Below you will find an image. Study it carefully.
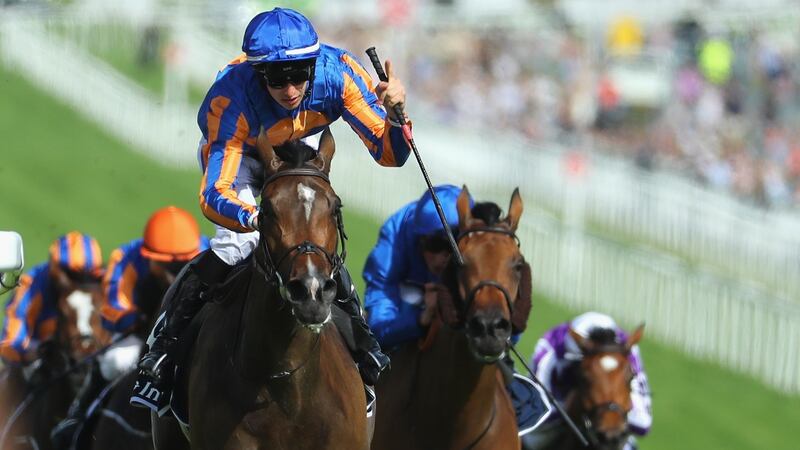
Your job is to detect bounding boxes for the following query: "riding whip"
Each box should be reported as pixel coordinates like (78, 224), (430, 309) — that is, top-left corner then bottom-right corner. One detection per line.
(365, 47), (465, 266)
(509, 344), (590, 446)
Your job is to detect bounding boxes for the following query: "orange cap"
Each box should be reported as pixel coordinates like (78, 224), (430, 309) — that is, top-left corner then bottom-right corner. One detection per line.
(141, 206), (202, 262)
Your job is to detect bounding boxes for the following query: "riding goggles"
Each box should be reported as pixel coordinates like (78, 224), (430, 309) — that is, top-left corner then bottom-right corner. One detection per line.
(253, 59), (315, 89)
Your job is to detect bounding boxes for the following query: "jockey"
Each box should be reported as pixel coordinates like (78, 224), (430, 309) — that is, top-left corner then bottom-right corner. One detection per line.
(0, 232), (103, 366)
(364, 185), (470, 347)
(363, 185), (551, 435)
(51, 207), (209, 446)
(136, 7), (410, 403)
(527, 312), (653, 446)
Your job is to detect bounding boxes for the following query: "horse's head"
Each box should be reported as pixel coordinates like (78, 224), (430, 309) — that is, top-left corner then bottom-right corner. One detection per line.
(569, 324), (645, 448)
(50, 264), (109, 360)
(256, 129), (343, 330)
(443, 186), (528, 362)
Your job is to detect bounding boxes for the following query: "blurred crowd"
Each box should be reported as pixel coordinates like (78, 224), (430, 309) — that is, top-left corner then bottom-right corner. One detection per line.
(321, 15), (800, 210)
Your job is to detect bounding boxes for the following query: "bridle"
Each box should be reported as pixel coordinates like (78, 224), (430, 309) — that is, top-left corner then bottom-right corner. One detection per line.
(453, 226), (521, 327)
(253, 167), (347, 300)
(576, 347), (633, 448)
(239, 166), (347, 382)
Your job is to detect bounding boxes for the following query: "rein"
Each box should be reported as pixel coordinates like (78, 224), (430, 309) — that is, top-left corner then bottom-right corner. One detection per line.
(447, 226), (520, 329)
(0, 331), (133, 449)
(242, 166), (346, 382)
(254, 167), (347, 299)
(462, 399), (496, 450)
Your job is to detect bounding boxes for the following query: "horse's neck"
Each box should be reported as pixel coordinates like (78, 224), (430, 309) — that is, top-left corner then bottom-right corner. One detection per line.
(235, 271), (318, 380)
(421, 326), (499, 420)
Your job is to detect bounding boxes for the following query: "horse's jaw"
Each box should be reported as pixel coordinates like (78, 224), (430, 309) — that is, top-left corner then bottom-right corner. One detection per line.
(466, 337), (507, 363)
(297, 311), (332, 334)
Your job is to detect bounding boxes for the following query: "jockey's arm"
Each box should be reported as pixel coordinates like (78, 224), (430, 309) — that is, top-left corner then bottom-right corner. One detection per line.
(337, 52), (412, 168)
(198, 88), (260, 233)
(0, 273), (40, 364)
(627, 345), (653, 436)
(530, 337), (557, 392)
(101, 247), (141, 333)
(363, 216), (424, 348)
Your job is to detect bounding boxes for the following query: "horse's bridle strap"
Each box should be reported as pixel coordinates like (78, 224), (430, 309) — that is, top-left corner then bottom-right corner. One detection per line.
(263, 167), (330, 187)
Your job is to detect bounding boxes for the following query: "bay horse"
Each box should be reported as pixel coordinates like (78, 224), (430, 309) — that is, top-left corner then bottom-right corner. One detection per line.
(371, 186), (531, 450)
(152, 129), (368, 449)
(80, 273), (176, 450)
(524, 324), (645, 450)
(0, 273), (108, 450)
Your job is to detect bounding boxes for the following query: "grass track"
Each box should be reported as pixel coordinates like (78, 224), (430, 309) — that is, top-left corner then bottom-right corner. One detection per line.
(0, 64), (796, 449)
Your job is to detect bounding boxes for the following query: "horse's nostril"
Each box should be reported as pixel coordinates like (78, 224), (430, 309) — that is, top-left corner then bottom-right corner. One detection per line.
(493, 318), (511, 335)
(467, 317), (487, 337)
(286, 279), (310, 301)
(322, 278), (337, 299)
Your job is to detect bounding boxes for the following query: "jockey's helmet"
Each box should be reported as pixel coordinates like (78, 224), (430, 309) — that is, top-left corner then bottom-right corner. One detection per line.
(566, 311), (619, 355)
(141, 206), (202, 263)
(413, 185), (473, 238)
(243, 8), (320, 89)
(48, 231), (103, 281)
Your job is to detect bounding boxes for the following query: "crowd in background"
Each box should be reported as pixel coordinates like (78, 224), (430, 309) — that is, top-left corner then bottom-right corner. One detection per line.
(320, 14), (800, 210)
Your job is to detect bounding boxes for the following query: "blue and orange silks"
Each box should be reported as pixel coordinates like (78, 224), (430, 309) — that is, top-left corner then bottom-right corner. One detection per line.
(101, 237), (209, 333)
(197, 45), (412, 233)
(0, 264), (59, 363)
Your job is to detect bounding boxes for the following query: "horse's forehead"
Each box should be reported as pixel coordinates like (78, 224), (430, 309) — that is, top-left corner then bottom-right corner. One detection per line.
(64, 290), (95, 335)
(587, 353), (627, 375)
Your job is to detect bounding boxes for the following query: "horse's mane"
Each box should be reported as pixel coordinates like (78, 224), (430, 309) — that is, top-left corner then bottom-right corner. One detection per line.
(470, 202), (502, 226)
(273, 140), (317, 168)
(587, 327), (618, 346)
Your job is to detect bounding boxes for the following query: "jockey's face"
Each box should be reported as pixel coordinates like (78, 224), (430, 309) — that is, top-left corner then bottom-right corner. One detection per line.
(149, 260), (185, 288)
(267, 80), (308, 110)
(420, 234), (451, 277)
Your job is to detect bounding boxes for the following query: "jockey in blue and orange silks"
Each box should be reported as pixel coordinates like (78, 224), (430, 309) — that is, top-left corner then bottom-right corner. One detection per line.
(50, 207), (210, 446)
(135, 7), (412, 405)
(363, 184), (553, 436)
(0, 232), (103, 366)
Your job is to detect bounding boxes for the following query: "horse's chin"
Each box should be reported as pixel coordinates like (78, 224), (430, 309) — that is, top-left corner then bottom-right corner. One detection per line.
(467, 339), (506, 363)
(294, 310), (332, 333)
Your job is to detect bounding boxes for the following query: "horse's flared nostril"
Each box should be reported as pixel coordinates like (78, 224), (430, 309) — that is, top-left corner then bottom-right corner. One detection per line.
(286, 279), (310, 302)
(467, 317), (487, 337)
(492, 317), (511, 336)
(322, 278), (338, 301)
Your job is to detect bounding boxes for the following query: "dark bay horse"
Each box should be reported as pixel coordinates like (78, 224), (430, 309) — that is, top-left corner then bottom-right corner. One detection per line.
(152, 129), (368, 449)
(372, 186), (530, 450)
(525, 324), (645, 450)
(0, 276), (108, 450)
(81, 276), (176, 450)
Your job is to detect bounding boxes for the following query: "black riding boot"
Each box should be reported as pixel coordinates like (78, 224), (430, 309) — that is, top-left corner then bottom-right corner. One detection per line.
(137, 250), (230, 384)
(51, 361), (106, 449)
(333, 266), (390, 386)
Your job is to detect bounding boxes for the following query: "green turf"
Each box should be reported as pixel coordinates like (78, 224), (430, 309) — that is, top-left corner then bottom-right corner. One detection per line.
(1, 63), (797, 449)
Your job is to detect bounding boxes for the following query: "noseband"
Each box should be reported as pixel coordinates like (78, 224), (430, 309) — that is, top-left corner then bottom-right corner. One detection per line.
(254, 167), (347, 297)
(455, 227), (520, 325)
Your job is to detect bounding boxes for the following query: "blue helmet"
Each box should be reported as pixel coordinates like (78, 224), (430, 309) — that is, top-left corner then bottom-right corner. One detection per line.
(242, 8), (320, 64)
(412, 185), (473, 237)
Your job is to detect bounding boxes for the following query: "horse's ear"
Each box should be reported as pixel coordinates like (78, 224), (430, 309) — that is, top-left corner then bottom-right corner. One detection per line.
(626, 323), (645, 351)
(504, 187), (523, 232)
(569, 328), (593, 353)
(256, 130), (282, 175)
(314, 128), (336, 175)
(457, 185), (473, 228)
